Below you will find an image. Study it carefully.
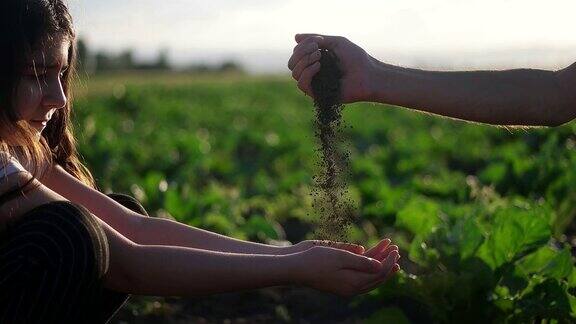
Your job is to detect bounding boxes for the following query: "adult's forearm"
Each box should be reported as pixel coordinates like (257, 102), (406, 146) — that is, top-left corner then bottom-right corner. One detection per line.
(124, 244), (295, 297)
(368, 61), (576, 126)
(134, 216), (288, 254)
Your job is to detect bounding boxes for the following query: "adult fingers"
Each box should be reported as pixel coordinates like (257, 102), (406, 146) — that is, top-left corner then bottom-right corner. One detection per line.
(295, 33), (322, 43)
(288, 38), (320, 70)
(297, 61), (320, 97)
(291, 50), (322, 80)
(364, 238), (391, 259)
(295, 33), (344, 50)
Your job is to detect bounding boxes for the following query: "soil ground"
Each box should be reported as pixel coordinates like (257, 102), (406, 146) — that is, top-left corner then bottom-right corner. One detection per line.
(110, 286), (378, 324)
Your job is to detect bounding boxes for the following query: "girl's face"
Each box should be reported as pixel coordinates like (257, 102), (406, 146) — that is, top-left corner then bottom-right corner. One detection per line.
(14, 34), (70, 134)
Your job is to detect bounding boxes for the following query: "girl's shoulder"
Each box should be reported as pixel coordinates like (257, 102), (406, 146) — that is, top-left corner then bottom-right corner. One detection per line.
(0, 150), (27, 178)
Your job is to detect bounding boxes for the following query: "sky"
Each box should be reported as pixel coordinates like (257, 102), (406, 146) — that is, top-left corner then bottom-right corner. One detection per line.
(69, 0), (576, 74)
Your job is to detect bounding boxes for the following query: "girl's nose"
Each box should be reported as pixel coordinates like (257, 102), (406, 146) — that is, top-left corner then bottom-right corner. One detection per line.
(42, 77), (67, 110)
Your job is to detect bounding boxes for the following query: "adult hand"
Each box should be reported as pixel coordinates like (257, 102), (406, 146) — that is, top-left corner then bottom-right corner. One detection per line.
(287, 33), (378, 103)
(292, 245), (400, 297)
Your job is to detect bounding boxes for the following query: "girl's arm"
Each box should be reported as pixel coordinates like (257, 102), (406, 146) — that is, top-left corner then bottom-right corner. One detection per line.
(113, 242), (398, 298)
(43, 165), (353, 255)
(0, 170), (400, 298)
(40, 164), (147, 243)
(136, 216), (288, 254)
(0, 170), (143, 292)
(135, 218), (366, 255)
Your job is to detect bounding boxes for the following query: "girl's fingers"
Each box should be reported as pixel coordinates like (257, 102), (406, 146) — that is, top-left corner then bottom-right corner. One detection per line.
(288, 40), (319, 70)
(357, 263), (400, 295)
(297, 61), (321, 97)
(382, 250), (399, 272)
(291, 50), (322, 80)
(364, 238), (391, 259)
(333, 242), (365, 254)
(343, 251), (399, 295)
(339, 251), (400, 295)
(373, 245), (399, 262)
(309, 240), (365, 254)
(356, 252), (401, 294)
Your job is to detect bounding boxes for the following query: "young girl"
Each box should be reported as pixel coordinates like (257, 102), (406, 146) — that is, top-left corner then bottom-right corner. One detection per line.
(0, 1), (400, 323)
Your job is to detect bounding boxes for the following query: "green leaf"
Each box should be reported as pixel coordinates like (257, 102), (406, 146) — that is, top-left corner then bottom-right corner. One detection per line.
(455, 216), (484, 260)
(408, 235), (426, 265)
(479, 162), (507, 184)
(567, 268), (576, 288)
(395, 196), (440, 237)
(515, 279), (572, 320)
(478, 206), (550, 269)
(241, 215), (280, 241)
(204, 213), (234, 235)
(518, 246), (556, 274)
(542, 248), (573, 280)
(569, 292), (576, 317)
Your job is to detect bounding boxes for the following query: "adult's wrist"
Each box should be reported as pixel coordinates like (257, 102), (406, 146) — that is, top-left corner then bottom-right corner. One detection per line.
(365, 59), (395, 104)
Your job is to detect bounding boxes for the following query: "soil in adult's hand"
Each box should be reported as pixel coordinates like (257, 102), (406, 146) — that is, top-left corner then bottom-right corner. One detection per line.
(310, 49), (357, 241)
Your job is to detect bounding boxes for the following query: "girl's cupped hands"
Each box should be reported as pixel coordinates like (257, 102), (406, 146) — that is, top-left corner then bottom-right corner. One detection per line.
(287, 238), (400, 297)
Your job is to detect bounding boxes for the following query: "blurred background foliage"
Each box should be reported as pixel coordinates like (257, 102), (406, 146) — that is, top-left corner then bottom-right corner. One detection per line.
(73, 72), (576, 323)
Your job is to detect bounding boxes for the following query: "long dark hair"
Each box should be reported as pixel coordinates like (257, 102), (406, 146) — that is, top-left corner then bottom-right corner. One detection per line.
(0, 0), (96, 206)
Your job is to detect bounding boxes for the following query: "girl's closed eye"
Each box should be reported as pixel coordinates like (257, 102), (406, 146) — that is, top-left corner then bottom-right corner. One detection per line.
(23, 66), (47, 79)
(23, 66), (67, 80)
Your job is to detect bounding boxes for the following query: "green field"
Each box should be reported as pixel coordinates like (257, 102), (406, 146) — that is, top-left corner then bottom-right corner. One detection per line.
(74, 72), (576, 323)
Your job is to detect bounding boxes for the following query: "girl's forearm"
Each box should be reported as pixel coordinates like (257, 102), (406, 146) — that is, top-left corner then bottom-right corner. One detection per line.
(369, 61), (576, 127)
(123, 244), (297, 297)
(134, 216), (290, 255)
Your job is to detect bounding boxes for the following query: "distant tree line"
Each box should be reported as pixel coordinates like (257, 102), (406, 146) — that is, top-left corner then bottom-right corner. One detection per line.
(76, 38), (244, 74)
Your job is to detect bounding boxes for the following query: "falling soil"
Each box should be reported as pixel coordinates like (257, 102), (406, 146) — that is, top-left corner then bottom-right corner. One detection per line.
(310, 49), (357, 241)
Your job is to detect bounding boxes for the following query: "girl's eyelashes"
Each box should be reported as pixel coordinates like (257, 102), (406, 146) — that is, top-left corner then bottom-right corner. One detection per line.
(24, 71), (46, 79)
(59, 67), (69, 78)
(23, 67), (67, 78)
